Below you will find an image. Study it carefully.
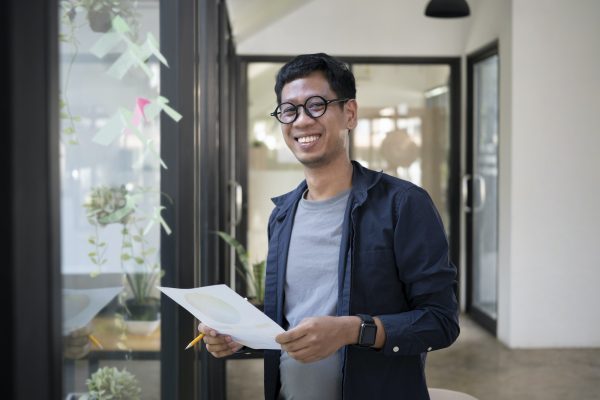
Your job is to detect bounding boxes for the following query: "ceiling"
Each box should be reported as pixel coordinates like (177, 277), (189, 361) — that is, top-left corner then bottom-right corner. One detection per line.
(226, 0), (314, 44)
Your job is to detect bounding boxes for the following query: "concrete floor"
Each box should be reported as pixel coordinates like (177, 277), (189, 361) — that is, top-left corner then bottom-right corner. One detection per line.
(227, 314), (600, 399)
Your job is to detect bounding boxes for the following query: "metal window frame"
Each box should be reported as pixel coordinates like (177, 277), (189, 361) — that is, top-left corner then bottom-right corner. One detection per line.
(465, 40), (500, 336)
(6, 0), (62, 399)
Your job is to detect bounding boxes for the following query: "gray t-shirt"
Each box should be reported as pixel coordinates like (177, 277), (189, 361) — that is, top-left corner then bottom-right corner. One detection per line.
(279, 189), (350, 400)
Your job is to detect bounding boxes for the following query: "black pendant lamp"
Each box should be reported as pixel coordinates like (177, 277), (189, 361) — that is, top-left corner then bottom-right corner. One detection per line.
(425, 0), (471, 18)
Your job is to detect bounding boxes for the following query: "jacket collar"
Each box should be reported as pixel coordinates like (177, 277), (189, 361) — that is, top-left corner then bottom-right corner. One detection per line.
(270, 160), (383, 218)
(349, 160), (383, 206)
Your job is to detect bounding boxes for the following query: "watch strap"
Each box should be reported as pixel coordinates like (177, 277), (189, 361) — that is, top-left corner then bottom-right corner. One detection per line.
(356, 314), (377, 347)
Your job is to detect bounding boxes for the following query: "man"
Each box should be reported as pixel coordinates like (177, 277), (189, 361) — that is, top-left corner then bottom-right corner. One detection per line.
(200, 53), (459, 400)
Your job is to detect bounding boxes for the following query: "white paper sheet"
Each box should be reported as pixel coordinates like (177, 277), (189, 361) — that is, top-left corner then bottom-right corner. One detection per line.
(158, 284), (284, 350)
(63, 287), (123, 334)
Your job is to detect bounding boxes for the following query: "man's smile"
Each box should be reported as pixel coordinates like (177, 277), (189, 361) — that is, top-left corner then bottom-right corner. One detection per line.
(296, 135), (321, 144)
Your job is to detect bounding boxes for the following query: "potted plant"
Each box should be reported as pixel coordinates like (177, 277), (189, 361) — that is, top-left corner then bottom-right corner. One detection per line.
(62, 0), (140, 35)
(84, 185), (163, 335)
(83, 366), (141, 400)
(216, 231), (265, 307)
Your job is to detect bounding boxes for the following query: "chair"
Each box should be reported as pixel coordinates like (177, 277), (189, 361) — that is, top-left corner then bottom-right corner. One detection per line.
(428, 388), (478, 400)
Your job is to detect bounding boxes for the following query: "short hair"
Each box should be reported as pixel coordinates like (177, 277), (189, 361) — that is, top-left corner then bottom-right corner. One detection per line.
(274, 53), (356, 103)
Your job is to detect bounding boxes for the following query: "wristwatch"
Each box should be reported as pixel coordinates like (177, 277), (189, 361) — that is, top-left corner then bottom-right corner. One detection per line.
(356, 314), (377, 347)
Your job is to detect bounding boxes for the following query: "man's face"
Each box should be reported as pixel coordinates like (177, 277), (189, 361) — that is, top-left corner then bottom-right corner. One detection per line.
(279, 72), (357, 168)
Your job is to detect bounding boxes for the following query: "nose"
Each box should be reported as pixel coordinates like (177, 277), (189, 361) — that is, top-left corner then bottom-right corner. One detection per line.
(293, 105), (313, 125)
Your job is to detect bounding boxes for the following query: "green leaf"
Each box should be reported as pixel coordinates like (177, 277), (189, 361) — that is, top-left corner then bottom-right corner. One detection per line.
(216, 231), (249, 269)
(142, 247), (156, 256)
(134, 257), (144, 265)
(132, 235), (142, 242)
(121, 254), (131, 261)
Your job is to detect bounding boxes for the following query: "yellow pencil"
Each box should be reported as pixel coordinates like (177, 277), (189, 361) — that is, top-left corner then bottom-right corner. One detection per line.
(88, 334), (104, 350)
(185, 333), (205, 350)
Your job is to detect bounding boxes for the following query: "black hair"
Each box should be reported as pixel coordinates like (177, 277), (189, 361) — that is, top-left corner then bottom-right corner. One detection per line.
(274, 53), (356, 103)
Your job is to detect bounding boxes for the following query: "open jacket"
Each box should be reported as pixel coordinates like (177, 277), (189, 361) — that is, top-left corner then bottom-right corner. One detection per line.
(263, 161), (460, 400)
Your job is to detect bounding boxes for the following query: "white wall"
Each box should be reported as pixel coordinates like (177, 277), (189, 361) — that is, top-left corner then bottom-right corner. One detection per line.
(507, 0), (600, 347)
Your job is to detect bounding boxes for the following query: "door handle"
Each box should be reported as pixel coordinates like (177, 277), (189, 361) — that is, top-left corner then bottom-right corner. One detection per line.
(230, 180), (243, 226)
(462, 174), (472, 213)
(473, 174), (486, 213)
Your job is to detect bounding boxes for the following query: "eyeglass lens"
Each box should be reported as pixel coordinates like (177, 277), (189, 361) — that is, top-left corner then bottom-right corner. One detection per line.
(275, 96), (329, 123)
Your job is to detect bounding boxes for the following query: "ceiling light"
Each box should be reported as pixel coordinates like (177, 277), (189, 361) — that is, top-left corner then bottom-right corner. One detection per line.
(425, 0), (470, 18)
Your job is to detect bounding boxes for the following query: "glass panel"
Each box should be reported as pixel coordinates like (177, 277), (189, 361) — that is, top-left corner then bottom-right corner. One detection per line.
(246, 62), (303, 284)
(352, 64), (452, 232)
(59, 2), (174, 399)
(472, 55), (499, 319)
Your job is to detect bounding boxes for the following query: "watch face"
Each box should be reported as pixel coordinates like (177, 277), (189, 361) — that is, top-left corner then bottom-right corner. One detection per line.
(360, 323), (377, 346)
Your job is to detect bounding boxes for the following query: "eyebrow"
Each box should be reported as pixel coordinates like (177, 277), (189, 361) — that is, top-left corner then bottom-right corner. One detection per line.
(280, 94), (328, 104)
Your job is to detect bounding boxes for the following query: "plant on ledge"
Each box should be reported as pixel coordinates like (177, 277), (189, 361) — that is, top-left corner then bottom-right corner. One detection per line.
(216, 231), (265, 306)
(83, 366), (141, 400)
(84, 185), (163, 325)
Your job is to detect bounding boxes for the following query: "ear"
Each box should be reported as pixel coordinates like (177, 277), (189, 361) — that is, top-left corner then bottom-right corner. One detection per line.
(345, 99), (358, 130)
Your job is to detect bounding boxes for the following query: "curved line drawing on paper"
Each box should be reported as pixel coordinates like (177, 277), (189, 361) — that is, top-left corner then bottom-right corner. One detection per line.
(185, 293), (242, 324)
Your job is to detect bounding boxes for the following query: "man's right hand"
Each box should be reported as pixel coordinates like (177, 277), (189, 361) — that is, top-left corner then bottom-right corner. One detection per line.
(198, 323), (243, 357)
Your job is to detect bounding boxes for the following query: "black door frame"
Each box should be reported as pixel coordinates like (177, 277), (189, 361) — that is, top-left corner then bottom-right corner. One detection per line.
(235, 55), (462, 290)
(6, 1), (62, 398)
(465, 41), (500, 336)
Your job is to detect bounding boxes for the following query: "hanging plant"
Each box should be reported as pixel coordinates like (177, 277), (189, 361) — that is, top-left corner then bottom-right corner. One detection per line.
(61, 0), (140, 37)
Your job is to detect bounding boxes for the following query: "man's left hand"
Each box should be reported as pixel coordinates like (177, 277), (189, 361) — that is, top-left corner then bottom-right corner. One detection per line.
(275, 316), (359, 363)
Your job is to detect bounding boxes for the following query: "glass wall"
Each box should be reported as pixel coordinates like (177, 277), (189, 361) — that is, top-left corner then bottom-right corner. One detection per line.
(246, 62), (302, 274)
(59, 2), (174, 398)
(352, 64), (452, 230)
(471, 53), (499, 321)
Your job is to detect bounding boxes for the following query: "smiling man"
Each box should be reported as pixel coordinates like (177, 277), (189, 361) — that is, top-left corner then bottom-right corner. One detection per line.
(200, 53), (460, 400)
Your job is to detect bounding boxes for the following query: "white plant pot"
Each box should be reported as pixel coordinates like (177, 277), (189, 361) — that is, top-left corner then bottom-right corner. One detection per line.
(124, 319), (160, 336)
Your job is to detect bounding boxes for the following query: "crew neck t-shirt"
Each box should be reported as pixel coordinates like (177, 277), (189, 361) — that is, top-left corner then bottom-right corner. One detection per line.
(279, 189), (351, 400)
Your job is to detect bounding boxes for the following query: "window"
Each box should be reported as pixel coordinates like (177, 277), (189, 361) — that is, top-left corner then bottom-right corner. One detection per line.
(60, 2), (169, 397)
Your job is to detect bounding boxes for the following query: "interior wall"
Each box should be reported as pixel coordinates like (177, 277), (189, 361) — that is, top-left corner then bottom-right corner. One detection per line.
(507, 0), (600, 347)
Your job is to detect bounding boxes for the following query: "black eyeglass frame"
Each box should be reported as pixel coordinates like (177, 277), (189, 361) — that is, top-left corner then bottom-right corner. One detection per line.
(270, 95), (350, 124)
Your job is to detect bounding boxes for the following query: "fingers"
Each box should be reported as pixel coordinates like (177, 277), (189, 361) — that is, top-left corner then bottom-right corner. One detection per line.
(196, 322), (242, 358)
(276, 326), (307, 345)
(205, 335), (243, 357)
(198, 322), (217, 337)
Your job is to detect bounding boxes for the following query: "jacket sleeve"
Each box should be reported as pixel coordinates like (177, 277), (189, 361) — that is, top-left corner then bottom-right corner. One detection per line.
(377, 186), (460, 356)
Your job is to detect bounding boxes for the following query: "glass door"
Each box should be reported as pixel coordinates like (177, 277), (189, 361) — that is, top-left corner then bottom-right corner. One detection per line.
(466, 43), (500, 334)
(351, 63), (459, 261)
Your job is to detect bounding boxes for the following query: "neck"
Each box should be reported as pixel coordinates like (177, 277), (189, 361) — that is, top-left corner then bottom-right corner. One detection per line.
(303, 158), (353, 201)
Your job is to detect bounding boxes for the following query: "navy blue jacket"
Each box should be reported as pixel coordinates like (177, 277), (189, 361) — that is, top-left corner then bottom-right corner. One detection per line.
(263, 161), (460, 400)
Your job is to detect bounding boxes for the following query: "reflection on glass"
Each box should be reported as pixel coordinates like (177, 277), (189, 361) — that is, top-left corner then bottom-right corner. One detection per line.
(352, 64), (451, 231)
(59, 2), (173, 398)
(246, 63), (304, 272)
(473, 55), (499, 319)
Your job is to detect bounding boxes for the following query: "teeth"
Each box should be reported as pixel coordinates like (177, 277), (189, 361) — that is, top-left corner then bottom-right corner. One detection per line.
(298, 135), (319, 144)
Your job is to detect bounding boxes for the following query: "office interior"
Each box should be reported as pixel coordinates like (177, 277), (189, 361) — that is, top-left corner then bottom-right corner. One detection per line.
(5, 0), (599, 399)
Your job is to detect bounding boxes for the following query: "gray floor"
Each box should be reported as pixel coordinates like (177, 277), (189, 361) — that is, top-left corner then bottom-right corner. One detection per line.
(227, 314), (600, 399)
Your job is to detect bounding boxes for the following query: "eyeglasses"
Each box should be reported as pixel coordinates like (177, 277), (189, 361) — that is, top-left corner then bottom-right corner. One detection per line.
(270, 95), (349, 124)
